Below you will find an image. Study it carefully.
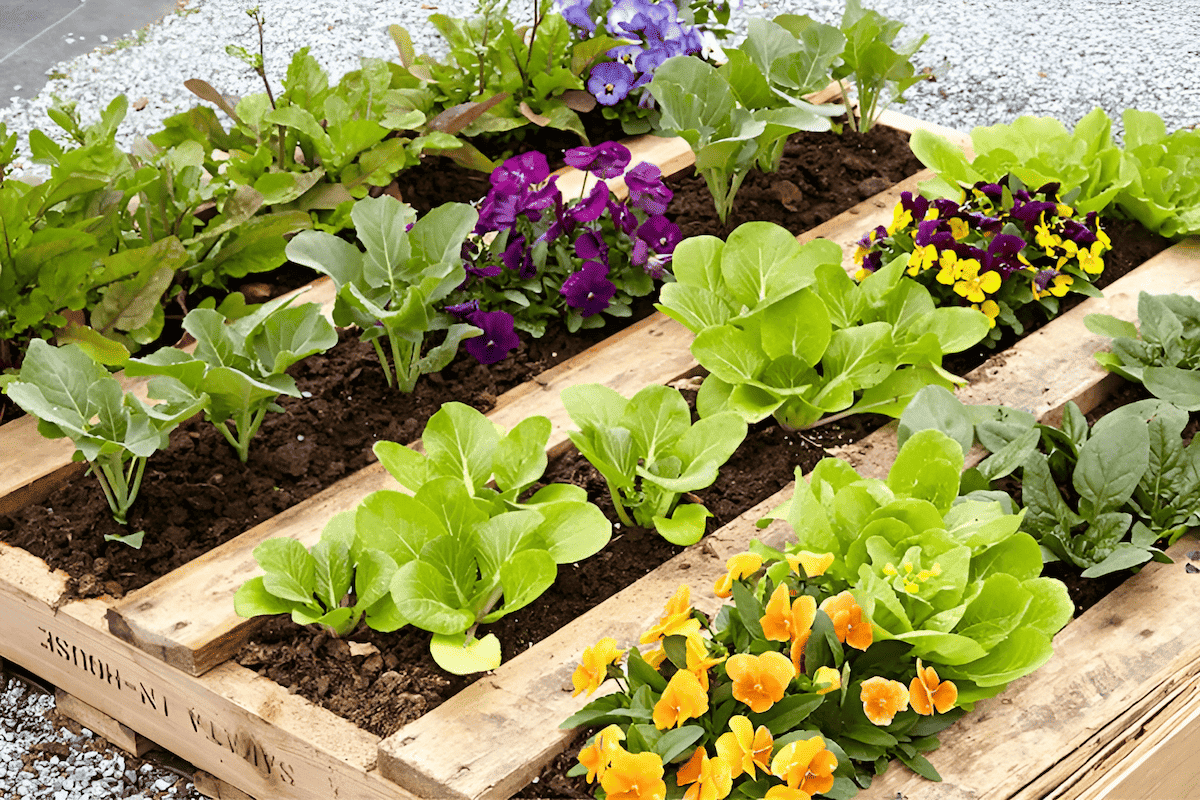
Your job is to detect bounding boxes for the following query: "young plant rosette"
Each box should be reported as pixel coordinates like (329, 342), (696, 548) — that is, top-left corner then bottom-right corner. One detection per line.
(853, 175), (1111, 345)
(562, 429), (1073, 797)
(452, 143), (679, 363)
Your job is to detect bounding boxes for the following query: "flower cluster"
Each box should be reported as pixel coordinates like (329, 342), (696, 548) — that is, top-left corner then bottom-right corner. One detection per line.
(564, 545), (962, 798)
(450, 142), (679, 364)
(853, 175), (1111, 344)
(559, 0), (733, 108)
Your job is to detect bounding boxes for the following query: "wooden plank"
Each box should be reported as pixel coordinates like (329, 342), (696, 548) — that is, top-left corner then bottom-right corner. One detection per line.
(1074, 678), (1200, 800)
(0, 277), (338, 515)
(374, 240), (1200, 800)
(0, 542), (417, 800)
(106, 310), (699, 676)
(56, 688), (156, 757)
(834, 238), (1200, 474)
(194, 770), (257, 800)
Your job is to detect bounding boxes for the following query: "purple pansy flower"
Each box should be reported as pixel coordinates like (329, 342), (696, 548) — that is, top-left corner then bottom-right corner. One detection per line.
(559, 0), (596, 33)
(608, 197), (638, 235)
(625, 162), (673, 215)
(588, 61), (637, 106)
(637, 215), (682, 254)
(502, 235), (536, 279)
(560, 260), (616, 316)
(608, 43), (643, 68)
(492, 151), (550, 188)
(564, 141), (632, 179)
(1011, 198), (1057, 230)
(983, 233), (1028, 278)
(574, 229), (608, 261)
(932, 198), (962, 218)
(974, 182), (1004, 201)
(444, 299), (480, 320)
(1033, 268), (1064, 293)
(465, 310), (521, 365)
(1059, 219), (1098, 246)
(899, 191), (931, 220)
(569, 181), (611, 224)
(915, 219), (955, 250)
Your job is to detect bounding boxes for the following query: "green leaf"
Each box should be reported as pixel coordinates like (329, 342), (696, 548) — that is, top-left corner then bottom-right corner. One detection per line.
(422, 402), (500, 490)
(234, 576), (296, 618)
(355, 489), (447, 565)
(1073, 419), (1149, 513)
(254, 538), (317, 605)
(897, 385), (974, 455)
(429, 632), (502, 675)
(391, 560), (474, 634)
(311, 537), (353, 612)
(653, 503), (712, 546)
(493, 415), (551, 493)
(1143, 366), (1200, 410)
(373, 440), (428, 490)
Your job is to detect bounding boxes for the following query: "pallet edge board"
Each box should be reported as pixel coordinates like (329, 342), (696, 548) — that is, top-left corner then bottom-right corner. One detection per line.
(0, 541), (420, 800)
(103, 130), (957, 676)
(0, 277), (339, 514)
(372, 244), (1200, 799)
(54, 687), (157, 757)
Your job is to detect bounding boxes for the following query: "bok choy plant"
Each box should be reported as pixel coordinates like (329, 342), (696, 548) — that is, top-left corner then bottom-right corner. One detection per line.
(0, 340), (201, 538)
(563, 383), (747, 545)
(125, 292), (336, 463)
(286, 196), (481, 391)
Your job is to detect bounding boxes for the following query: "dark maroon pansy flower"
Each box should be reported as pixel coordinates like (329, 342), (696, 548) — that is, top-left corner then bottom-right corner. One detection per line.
(899, 191), (930, 220)
(465, 310), (521, 365)
(964, 212), (1003, 235)
(1011, 199), (1057, 230)
(1035, 182), (1061, 199)
(564, 141), (632, 179)
(476, 184), (521, 232)
(444, 299), (480, 320)
(502, 235), (537, 279)
(974, 181), (1004, 200)
(861, 251), (883, 273)
(932, 198), (961, 218)
(560, 260), (616, 317)
(983, 233), (1028, 278)
(1059, 219), (1098, 246)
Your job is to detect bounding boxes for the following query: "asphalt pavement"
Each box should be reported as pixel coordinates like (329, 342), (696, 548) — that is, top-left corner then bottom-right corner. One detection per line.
(0, 0), (181, 102)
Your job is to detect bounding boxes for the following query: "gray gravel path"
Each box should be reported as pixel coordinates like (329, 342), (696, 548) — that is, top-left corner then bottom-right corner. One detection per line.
(1, 0), (1197, 797)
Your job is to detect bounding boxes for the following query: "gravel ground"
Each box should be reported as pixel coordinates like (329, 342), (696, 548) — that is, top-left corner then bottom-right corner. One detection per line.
(1, 0), (1198, 797)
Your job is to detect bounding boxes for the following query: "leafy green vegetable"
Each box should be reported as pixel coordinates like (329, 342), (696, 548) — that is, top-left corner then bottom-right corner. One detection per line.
(777, 429), (1072, 698)
(831, 0), (928, 133)
(647, 17), (842, 222)
(369, 402), (612, 672)
(562, 382), (747, 545)
(235, 511), (403, 636)
(909, 108), (1133, 212)
(1087, 292), (1200, 401)
(655, 222), (989, 428)
(1118, 109), (1200, 238)
(0, 340), (201, 532)
(286, 196), (481, 391)
(125, 292), (336, 462)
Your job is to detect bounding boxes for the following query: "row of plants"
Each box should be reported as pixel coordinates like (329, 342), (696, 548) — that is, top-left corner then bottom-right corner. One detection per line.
(0, 0), (935, 373)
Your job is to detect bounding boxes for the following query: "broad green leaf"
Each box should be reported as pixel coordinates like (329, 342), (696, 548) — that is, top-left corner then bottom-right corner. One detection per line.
(494, 415), (552, 494)
(490, 549), (557, 619)
(653, 503), (712, 546)
(311, 538), (353, 611)
(531, 501), (611, 563)
(355, 548), (399, 610)
(255, 538), (317, 605)
(624, 385), (692, 462)
(897, 385), (973, 454)
(429, 632), (502, 675)
(1073, 419), (1149, 513)
(391, 560), (474, 634)
(474, 509), (544, 580)
(422, 402), (500, 490)
(234, 576), (296, 618)
(373, 440), (428, 490)
(1143, 366), (1200, 411)
(355, 489), (447, 564)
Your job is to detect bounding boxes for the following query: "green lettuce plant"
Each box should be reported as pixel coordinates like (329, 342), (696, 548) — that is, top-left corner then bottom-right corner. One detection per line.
(0, 340), (201, 537)
(125, 293), (337, 462)
(562, 383), (747, 545)
(770, 428), (1073, 701)
(655, 222), (989, 429)
(286, 196), (481, 391)
(908, 108), (1134, 213)
(1117, 109), (1200, 238)
(646, 17), (843, 222)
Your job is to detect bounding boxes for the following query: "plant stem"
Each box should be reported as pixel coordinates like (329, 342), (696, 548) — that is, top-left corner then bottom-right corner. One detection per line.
(836, 79), (858, 133)
(523, 0), (543, 78)
(606, 480), (635, 528)
(371, 338), (395, 388)
(463, 583), (506, 645)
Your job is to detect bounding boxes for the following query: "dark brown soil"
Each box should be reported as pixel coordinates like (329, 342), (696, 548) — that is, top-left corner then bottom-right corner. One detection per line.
(0, 295), (658, 600)
(665, 123), (924, 240)
(234, 380), (888, 740)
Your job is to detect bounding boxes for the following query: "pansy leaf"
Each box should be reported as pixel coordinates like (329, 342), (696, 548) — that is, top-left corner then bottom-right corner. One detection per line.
(654, 726), (706, 763)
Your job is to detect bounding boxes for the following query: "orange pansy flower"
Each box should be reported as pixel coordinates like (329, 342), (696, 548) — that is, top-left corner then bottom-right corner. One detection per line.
(761, 585), (817, 643)
(726, 651), (795, 713)
(820, 591), (873, 650)
(643, 645), (667, 670)
(713, 552), (764, 598)
(715, 715), (773, 780)
(812, 665), (841, 695)
(764, 786), (812, 800)
(676, 746), (733, 800)
(786, 551), (834, 578)
(572, 637), (626, 697)
(910, 659), (958, 715)
(771, 736), (837, 795)
(685, 633), (727, 691)
(578, 724), (625, 784)
(601, 748), (667, 800)
(653, 669), (710, 730)
(641, 585), (702, 645)
(789, 631), (810, 675)
(860, 676), (910, 726)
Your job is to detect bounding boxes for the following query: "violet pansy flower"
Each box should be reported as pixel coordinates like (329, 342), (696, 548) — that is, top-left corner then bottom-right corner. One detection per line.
(465, 310), (521, 365)
(564, 141), (631, 179)
(569, 181), (611, 224)
(625, 162), (673, 215)
(502, 235), (536, 279)
(588, 62), (636, 106)
(559, 0), (596, 33)
(492, 151), (550, 188)
(637, 215), (682, 255)
(574, 229), (608, 261)
(561, 260), (616, 317)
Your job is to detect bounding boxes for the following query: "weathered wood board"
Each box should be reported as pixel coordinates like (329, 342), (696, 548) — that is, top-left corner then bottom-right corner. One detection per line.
(55, 688), (156, 757)
(0, 543), (416, 800)
(373, 240), (1200, 800)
